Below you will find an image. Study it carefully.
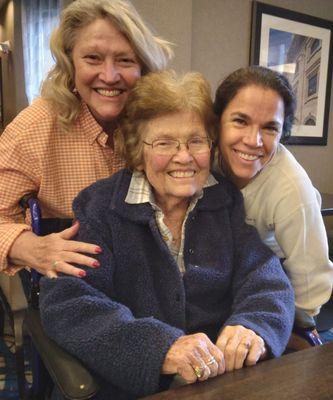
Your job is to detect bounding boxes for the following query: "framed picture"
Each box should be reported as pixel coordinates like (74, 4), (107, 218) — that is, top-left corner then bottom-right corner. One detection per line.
(250, 1), (333, 145)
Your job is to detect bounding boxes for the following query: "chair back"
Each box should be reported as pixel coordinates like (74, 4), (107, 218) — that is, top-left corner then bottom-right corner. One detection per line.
(19, 194), (72, 308)
(20, 194), (98, 399)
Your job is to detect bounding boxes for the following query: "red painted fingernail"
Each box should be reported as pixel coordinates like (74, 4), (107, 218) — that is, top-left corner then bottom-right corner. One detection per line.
(95, 247), (102, 254)
(92, 260), (100, 268)
(78, 270), (86, 278)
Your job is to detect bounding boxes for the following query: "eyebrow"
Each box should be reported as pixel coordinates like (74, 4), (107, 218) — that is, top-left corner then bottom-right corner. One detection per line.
(230, 112), (282, 127)
(80, 46), (136, 57)
(113, 50), (137, 57)
(230, 111), (249, 119)
(153, 130), (206, 138)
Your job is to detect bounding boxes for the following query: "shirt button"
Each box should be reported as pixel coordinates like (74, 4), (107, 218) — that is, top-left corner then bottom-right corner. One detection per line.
(189, 248), (194, 254)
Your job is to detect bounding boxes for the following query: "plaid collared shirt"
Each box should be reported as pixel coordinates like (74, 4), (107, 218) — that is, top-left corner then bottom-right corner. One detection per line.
(126, 170), (218, 274)
(0, 98), (125, 274)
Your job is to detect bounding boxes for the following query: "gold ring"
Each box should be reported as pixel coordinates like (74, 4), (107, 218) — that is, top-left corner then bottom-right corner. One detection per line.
(193, 365), (205, 379)
(206, 357), (216, 366)
(52, 261), (60, 269)
(241, 342), (250, 349)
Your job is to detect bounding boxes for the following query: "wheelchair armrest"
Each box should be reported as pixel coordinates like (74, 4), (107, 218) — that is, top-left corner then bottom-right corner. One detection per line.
(293, 326), (323, 346)
(24, 308), (99, 400)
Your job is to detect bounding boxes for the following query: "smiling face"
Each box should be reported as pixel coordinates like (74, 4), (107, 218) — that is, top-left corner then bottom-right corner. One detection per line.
(219, 84), (285, 188)
(72, 18), (141, 126)
(141, 111), (211, 211)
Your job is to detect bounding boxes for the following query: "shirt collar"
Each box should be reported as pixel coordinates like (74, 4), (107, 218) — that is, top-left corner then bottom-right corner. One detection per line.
(125, 170), (218, 206)
(76, 101), (110, 147)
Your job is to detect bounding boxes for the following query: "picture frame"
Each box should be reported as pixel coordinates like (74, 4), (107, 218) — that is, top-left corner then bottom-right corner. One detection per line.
(250, 1), (333, 145)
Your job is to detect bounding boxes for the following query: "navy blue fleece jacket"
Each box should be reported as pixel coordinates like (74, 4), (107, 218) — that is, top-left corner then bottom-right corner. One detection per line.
(40, 169), (294, 399)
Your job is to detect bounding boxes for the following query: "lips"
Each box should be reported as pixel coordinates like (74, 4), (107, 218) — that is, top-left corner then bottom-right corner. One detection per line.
(95, 88), (124, 97)
(168, 170), (196, 178)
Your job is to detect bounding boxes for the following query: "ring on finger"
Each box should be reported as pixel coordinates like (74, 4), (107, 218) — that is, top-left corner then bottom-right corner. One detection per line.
(193, 365), (205, 379)
(52, 261), (60, 269)
(206, 357), (216, 366)
(240, 342), (250, 350)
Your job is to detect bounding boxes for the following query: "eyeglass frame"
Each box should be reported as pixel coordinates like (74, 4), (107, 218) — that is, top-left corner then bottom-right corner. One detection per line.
(142, 136), (213, 156)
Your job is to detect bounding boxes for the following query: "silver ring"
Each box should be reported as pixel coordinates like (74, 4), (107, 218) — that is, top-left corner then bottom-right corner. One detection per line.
(206, 357), (216, 366)
(52, 261), (60, 269)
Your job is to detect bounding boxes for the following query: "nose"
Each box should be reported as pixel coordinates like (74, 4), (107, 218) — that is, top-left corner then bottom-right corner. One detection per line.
(99, 60), (120, 84)
(173, 143), (194, 162)
(243, 127), (263, 147)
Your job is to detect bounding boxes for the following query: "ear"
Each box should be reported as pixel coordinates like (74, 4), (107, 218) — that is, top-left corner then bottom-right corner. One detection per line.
(136, 147), (146, 172)
(136, 154), (146, 172)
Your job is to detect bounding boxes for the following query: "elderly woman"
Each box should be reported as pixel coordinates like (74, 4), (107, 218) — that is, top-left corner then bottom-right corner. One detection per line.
(40, 70), (294, 399)
(214, 66), (333, 346)
(0, 0), (172, 279)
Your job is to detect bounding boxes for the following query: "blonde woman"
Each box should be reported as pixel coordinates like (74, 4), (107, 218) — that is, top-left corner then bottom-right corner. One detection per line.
(0, 0), (172, 278)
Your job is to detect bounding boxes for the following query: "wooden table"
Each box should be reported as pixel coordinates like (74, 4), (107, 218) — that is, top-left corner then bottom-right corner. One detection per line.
(143, 342), (333, 400)
(321, 192), (333, 216)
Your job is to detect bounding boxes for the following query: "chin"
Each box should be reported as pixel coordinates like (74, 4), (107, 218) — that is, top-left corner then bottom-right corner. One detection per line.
(234, 167), (257, 180)
(177, 190), (198, 199)
(97, 113), (122, 124)
(94, 103), (124, 119)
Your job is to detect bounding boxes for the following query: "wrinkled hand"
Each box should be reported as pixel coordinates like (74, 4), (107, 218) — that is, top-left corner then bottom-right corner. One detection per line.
(216, 325), (267, 371)
(9, 221), (102, 278)
(162, 333), (225, 384)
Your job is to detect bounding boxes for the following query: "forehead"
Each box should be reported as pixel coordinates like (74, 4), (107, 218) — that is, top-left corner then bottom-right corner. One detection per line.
(72, 18), (135, 54)
(225, 85), (285, 120)
(144, 111), (206, 138)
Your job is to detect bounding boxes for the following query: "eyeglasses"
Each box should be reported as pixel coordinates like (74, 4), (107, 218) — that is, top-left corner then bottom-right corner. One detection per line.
(143, 136), (212, 156)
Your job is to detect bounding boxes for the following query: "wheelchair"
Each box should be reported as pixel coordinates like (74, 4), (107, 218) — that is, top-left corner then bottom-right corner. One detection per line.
(0, 194), (99, 400)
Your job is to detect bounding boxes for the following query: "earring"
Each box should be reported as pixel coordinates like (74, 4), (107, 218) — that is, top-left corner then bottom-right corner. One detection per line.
(73, 87), (78, 93)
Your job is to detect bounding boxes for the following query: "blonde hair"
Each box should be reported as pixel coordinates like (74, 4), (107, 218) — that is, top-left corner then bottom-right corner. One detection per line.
(41, 0), (173, 131)
(119, 70), (218, 170)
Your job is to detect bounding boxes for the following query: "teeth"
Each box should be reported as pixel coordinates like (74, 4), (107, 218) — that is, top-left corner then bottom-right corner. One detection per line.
(237, 151), (259, 161)
(96, 89), (121, 97)
(169, 171), (195, 178)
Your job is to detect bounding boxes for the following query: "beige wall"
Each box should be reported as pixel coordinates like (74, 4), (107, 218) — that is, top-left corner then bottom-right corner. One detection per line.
(133, 0), (192, 73)
(2, 0), (333, 195)
(13, 0), (27, 114)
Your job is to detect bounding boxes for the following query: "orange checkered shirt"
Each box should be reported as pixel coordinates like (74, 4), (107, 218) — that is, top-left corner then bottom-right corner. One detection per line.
(0, 98), (125, 275)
